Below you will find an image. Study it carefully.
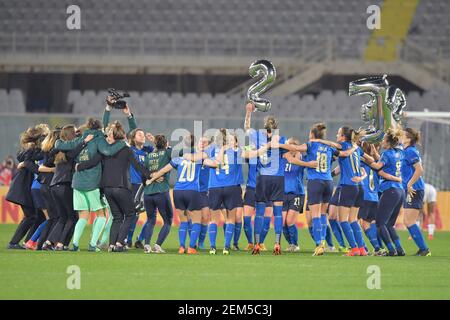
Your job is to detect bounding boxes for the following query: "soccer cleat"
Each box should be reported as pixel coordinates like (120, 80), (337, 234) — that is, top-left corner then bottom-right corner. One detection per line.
(387, 250), (398, 256)
(152, 244), (166, 254)
(285, 244), (293, 252)
(415, 248), (431, 256)
(232, 244), (240, 251)
(244, 243), (254, 251)
(25, 240), (37, 250)
(63, 246), (70, 251)
(344, 248), (361, 257)
(113, 245), (125, 252)
(198, 243), (205, 250)
(187, 247), (198, 255)
(428, 234), (434, 241)
(88, 244), (101, 252)
(42, 242), (55, 251)
(71, 244), (80, 252)
(312, 245), (324, 256)
(178, 246), (186, 254)
(273, 243), (281, 255)
(134, 240), (144, 249)
(259, 243), (268, 251)
(223, 248), (230, 255)
(252, 243), (261, 255)
(325, 246), (337, 253)
(359, 247), (368, 256)
(292, 245), (300, 252)
(144, 244), (153, 254)
(7, 243), (25, 250)
(373, 249), (387, 257)
(396, 249), (406, 256)
(209, 247), (217, 255)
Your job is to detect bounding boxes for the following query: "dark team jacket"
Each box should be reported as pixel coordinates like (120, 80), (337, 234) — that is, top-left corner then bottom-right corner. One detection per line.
(50, 141), (88, 187)
(77, 144), (151, 191)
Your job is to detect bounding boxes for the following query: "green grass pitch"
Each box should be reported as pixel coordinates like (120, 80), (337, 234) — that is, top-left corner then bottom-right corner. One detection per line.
(0, 224), (449, 300)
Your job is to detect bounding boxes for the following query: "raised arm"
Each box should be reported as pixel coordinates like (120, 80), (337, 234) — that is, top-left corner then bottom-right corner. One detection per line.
(183, 151), (208, 162)
(311, 139), (342, 150)
(55, 136), (84, 151)
(337, 144), (358, 157)
(241, 144), (269, 159)
(244, 102), (254, 132)
(379, 169), (402, 182)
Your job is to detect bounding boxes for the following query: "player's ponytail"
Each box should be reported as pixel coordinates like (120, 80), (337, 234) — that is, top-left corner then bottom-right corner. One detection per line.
(110, 121), (126, 140)
(86, 118), (102, 130)
(55, 125), (77, 164)
(264, 115), (279, 134)
(311, 122), (326, 139)
(155, 134), (168, 150)
(385, 128), (402, 148)
(404, 127), (421, 146)
(41, 129), (61, 153)
(340, 126), (354, 142)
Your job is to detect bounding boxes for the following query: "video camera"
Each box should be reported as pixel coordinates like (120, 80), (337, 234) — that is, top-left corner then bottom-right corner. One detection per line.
(106, 88), (130, 109)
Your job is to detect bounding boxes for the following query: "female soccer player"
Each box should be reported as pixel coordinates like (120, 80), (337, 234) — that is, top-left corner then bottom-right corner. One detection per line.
(279, 123), (338, 256)
(401, 128), (430, 256)
(141, 134), (173, 254)
(42, 126), (93, 250)
(197, 136), (213, 250)
(55, 118), (126, 252)
(358, 142), (384, 255)
(7, 125), (47, 249)
(76, 121), (151, 252)
(280, 137), (317, 252)
(146, 137), (205, 255)
(365, 129), (406, 256)
(244, 103), (288, 255)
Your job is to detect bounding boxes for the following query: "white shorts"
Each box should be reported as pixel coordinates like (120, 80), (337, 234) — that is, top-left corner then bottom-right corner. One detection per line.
(424, 184), (437, 203)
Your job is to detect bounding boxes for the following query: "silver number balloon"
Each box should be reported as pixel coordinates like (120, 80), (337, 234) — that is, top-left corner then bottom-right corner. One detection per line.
(348, 74), (406, 143)
(247, 59), (276, 112)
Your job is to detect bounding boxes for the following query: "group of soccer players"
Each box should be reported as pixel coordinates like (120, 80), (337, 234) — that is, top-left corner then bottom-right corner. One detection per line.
(5, 98), (431, 257)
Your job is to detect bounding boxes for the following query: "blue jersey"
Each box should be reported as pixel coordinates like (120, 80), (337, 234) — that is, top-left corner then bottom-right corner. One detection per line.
(207, 145), (244, 188)
(281, 156), (305, 195)
(306, 142), (336, 181)
(379, 148), (404, 192)
(130, 146), (152, 185)
(247, 163), (257, 189)
(199, 164), (210, 192)
(31, 159), (43, 190)
(338, 141), (361, 186)
(170, 157), (202, 191)
(249, 129), (287, 177)
(361, 161), (379, 202)
(401, 145), (425, 191)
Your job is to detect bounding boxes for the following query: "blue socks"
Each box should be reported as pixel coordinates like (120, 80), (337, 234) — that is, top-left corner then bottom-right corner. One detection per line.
(350, 221), (365, 248)
(394, 238), (404, 252)
(209, 223), (217, 248)
(188, 220), (193, 237)
(254, 202), (265, 243)
(308, 226), (314, 242)
(364, 224), (380, 251)
(30, 220), (48, 242)
(198, 224), (208, 247)
(329, 219), (345, 247)
(179, 221), (188, 248)
(325, 225), (334, 247)
(260, 216), (271, 243)
(283, 225), (291, 244)
(233, 223), (242, 246)
(189, 223), (201, 249)
(224, 223), (235, 249)
(312, 217), (322, 246)
(243, 216), (253, 244)
(273, 205), (283, 244)
(407, 224), (428, 251)
(340, 221), (357, 248)
(137, 221), (148, 242)
(320, 214), (327, 241)
(288, 224), (298, 246)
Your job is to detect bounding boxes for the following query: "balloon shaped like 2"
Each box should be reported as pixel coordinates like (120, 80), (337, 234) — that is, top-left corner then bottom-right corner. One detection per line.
(247, 59), (276, 112)
(348, 74), (406, 143)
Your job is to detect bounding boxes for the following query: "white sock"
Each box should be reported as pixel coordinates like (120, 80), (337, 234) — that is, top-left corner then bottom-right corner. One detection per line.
(428, 224), (435, 236)
(416, 220), (421, 228)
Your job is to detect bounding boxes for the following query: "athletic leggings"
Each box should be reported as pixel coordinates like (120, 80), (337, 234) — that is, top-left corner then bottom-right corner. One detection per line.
(376, 187), (405, 248)
(47, 183), (78, 245)
(37, 184), (58, 248)
(9, 205), (38, 245)
(143, 192), (173, 246)
(104, 187), (135, 246)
